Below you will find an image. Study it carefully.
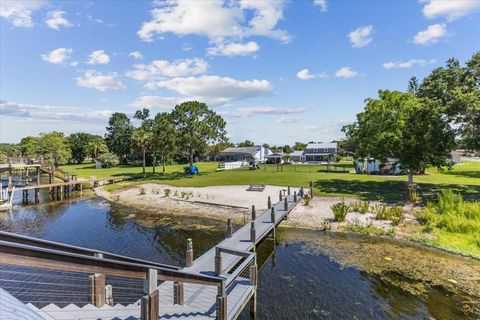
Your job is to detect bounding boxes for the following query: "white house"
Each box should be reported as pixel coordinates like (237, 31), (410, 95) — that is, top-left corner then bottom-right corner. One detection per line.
(215, 146), (270, 163)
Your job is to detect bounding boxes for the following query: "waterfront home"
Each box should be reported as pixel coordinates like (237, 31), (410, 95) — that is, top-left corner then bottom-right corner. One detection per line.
(290, 142), (338, 163)
(265, 152), (285, 164)
(215, 146), (270, 163)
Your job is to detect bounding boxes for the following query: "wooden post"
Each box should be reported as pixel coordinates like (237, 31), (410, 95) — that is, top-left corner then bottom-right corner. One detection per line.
(284, 197), (288, 211)
(294, 191), (297, 202)
(226, 219), (232, 238)
(250, 221), (256, 243)
(215, 247), (222, 275)
(216, 281), (227, 320)
(34, 188), (39, 204)
(287, 186), (291, 195)
(36, 167), (40, 186)
(251, 205), (256, 221)
(173, 281), (184, 305)
(141, 268), (159, 320)
(185, 238), (193, 267)
(89, 273), (105, 307)
(267, 196), (271, 209)
(300, 187), (304, 198)
(7, 176), (13, 190)
(270, 207), (275, 223)
(250, 259), (258, 317)
(309, 181), (314, 198)
(105, 284), (114, 306)
(279, 190), (282, 201)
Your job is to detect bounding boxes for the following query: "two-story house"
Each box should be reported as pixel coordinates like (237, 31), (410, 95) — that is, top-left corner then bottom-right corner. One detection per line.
(291, 142), (338, 163)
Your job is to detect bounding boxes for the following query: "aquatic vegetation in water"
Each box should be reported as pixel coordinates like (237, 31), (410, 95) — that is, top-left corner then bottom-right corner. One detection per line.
(138, 187), (146, 195)
(303, 194), (311, 206)
(163, 189), (171, 198)
(342, 222), (394, 236)
(331, 200), (349, 222)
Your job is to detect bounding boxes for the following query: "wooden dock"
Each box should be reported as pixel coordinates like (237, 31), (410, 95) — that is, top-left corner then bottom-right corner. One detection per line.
(0, 187), (305, 320)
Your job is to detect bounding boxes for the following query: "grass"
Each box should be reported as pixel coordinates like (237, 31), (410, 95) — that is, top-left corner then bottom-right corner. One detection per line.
(62, 161), (480, 203)
(414, 189), (480, 258)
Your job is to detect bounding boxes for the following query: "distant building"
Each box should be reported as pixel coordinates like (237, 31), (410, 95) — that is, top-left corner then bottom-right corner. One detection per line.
(265, 152), (284, 164)
(214, 146), (270, 163)
(288, 142), (338, 163)
(290, 150), (305, 163)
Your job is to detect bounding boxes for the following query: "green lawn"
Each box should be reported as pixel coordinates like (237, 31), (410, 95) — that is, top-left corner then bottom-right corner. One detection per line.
(62, 161), (480, 203)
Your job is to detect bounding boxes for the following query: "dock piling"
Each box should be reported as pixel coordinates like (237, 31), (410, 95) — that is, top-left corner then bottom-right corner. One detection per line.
(267, 196), (271, 209)
(89, 273), (105, 307)
(287, 186), (291, 195)
(279, 190), (282, 201)
(284, 197), (288, 211)
(173, 281), (184, 305)
(226, 219), (232, 238)
(251, 205), (256, 221)
(215, 247), (222, 275)
(294, 191), (297, 202)
(309, 181), (314, 198)
(141, 268), (159, 320)
(185, 239), (193, 267)
(250, 221), (256, 243)
(216, 282), (227, 320)
(270, 207), (275, 223)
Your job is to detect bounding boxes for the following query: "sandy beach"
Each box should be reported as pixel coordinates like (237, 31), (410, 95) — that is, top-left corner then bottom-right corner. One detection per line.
(96, 184), (396, 230)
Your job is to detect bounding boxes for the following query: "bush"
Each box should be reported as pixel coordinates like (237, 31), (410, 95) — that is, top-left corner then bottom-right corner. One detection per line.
(303, 194), (311, 206)
(372, 205), (404, 226)
(331, 200), (349, 222)
(97, 152), (119, 168)
(164, 189), (171, 198)
(349, 201), (370, 214)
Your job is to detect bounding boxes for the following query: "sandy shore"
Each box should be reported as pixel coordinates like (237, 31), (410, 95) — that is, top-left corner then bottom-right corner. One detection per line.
(96, 184), (396, 230)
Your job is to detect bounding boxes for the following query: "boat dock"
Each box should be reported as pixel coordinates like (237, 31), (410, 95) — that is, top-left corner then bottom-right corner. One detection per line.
(0, 187), (306, 319)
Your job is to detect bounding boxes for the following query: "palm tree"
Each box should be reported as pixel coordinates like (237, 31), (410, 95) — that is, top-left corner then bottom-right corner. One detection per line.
(132, 128), (152, 177)
(86, 138), (108, 161)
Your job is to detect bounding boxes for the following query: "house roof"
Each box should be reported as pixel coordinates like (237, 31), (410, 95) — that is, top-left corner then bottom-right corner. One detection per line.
(306, 142), (337, 149)
(266, 152), (284, 157)
(218, 147), (258, 155)
(290, 150), (304, 156)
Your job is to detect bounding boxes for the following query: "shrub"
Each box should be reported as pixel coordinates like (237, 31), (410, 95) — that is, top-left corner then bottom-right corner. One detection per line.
(331, 200), (349, 222)
(303, 194), (311, 206)
(139, 187), (146, 195)
(437, 189), (463, 215)
(372, 205), (404, 226)
(164, 189), (171, 198)
(97, 152), (119, 168)
(349, 201), (370, 214)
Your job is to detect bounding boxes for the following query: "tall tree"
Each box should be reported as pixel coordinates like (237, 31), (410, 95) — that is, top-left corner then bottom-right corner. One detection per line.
(38, 131), (71, 166)
(68, 133), (101, 164)
(417, 52), (480, 151)
(407, 76), (419, 95)
(170, 101), (226, 166)
(132, 127), (152, 177)
(237, 140), (255, 147)
(283, 145), (293, 154)
(19, 136), (40, 157)
(152, 112), (177, 173)
(343, 90), (456, 186)
(105, 113), (133, 164)
(86, 136), (108, 161)
(293, 141), (307, 151)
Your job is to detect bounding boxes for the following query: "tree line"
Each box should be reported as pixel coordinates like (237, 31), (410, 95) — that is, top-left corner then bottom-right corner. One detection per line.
(0, 101), (228, 176)
(342, 52), (480, 186)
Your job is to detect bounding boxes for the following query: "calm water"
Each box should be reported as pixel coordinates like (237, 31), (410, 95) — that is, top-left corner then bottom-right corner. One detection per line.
(0, 192), (478, 319)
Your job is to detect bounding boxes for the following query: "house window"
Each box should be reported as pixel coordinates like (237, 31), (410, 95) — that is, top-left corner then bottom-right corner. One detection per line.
(313, 149), (318, 152)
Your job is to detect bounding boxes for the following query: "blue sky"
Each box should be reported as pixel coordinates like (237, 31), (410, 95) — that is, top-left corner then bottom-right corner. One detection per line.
(1, 0), (479, 144)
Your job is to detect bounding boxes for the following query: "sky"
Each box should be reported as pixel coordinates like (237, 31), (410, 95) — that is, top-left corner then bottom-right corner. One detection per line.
(1, 0), (480, 145)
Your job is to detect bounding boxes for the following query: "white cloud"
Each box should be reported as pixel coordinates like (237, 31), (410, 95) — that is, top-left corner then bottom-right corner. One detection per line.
(220, 106), (305, 118)
(314, 0), (327, 12)
(137, 0), (289, 43)
(129, 51), (143, 60)
(383, 59), (436, 69)
(45, 10), (72, 30)
(87, 50), (110, 64)
(148, 75), (272, 105)
(126, 58), (208, 81)
(335, 67), (359, 78)
(276, 116), (300, 124)
(41, 48), (73, 64)
(348, 25), (373, 48)
(129, 95), (181, 109)
(413, 24), (447, 45)
(0, 100), (112, 123)
(207, 41), (259, 56)
(0, 0), (45, 28)
(76, 70), (126, 91)
(296, 69), (316, 80)
(422, 0), (480, 21)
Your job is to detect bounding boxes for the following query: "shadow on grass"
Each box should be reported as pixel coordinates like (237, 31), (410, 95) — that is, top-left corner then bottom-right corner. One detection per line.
(318, 179), (480, 203)
(441, 170), (480, 179)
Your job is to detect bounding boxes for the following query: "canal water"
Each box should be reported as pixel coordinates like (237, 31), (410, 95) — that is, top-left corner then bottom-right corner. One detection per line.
(0, 192), (478, 319)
